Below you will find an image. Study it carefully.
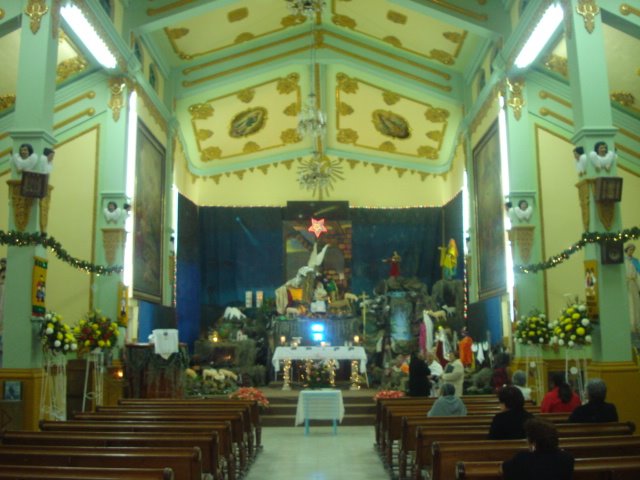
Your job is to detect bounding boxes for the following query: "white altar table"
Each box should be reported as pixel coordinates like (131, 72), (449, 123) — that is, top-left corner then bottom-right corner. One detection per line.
(272, 346), (367, 373)
(295, 389), (344, 435)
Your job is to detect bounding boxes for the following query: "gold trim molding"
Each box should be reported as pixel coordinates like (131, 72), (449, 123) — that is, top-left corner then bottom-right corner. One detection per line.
(102, 228), (126, 265)
(507, 78), (525, 121)
(25, 0), (49, 34)
(508, 225), (535, 263)
(539, 90), (571, 108)
(576, 179), (593, 231)
(8, 180), (34, 232)
(148, 0), (197, 16)
(539, 107), (573, 126)
(620, 4), (640, 17)
(39, 185), (54, 233)
(576, 0), (599, 34)
(108, 78), (127, 122)
(427, 0), (487, 21)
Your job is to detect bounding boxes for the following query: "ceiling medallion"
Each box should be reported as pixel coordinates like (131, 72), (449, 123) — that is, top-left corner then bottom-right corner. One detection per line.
(372, 110), (411, 139)
(277, 73), (300, 94)
(286, 0), (325, 18)
(243, 142), (260, 153)
(281, 128), (302, 144)
(196, 129), (213, 141)
(379, 142), (396, 153)
(417, 145), (438, 160)
(383, 92), (401, 105)
(297, 154), (344, 199)
(336, 73), (359, 93)
(337, 102), (354, 116)
(229, 107), (268, 138)
(284, 103), (299, 116)
(189, 103), (214, 120)
(237, 89), (255, 103)
(201, 146), (222, 162)
(425, 107), (450, 123)
(337, 128), (358, 144)
(576, 0), (599, 33)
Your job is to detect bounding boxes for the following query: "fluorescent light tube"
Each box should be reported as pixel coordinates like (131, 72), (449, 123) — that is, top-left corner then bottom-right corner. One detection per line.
(514, 3), (564, 69)
(61, 4), (117, 69)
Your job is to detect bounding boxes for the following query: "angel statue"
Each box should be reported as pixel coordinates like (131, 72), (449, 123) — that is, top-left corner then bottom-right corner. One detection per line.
(439, 238), (458, 280)
(573, 146), (587, 176)
(510, 199), (533, 223)
(588, 141), (616, 173)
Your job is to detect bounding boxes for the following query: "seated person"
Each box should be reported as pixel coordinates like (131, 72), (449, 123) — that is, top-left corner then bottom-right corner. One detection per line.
(427, 383), (466, 417)
(512, 370), (532, 401)
(541, 372), (581, 413)
(502, 418), (574, 480)
(569, 378), (618, 423)
(488, 385), (533, 440)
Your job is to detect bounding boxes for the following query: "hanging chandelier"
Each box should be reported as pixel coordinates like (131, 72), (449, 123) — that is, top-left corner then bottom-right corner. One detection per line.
(297, 152), (344, 199)
(298, 92), (326, 139)
(286, 0), (326, 18)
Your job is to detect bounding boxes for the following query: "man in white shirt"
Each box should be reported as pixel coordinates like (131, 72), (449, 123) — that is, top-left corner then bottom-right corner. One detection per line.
(426, 351), (443, 396)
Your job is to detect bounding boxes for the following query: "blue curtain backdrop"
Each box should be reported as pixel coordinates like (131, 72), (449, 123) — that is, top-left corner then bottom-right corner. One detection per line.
(350, 207), (443, 296)
(443, 192), (464, 281)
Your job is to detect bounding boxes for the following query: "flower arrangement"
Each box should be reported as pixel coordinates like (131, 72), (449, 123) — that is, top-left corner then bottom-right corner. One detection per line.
(229, 387), (270, 408)
(549, 302), (593, 348)
(185, 367), (239, 396)
(515, 310), (550, 345)
(373, 390), (406, 401)
(40, 311), (78, 355)
(73, 310), (119, 352)
(305, 360), (334, 389)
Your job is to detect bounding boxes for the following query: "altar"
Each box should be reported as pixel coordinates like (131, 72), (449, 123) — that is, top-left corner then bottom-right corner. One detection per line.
(272, 316), (360, 348)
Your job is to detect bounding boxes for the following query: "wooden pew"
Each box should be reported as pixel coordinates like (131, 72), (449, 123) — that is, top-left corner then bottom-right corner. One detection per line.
(116, 397), (262, 449)
(414, 422), (636, 480)
(0, 445), (202, 480)
(0, 465), (174, 480)
(39, 420), (236, 480)
(456, 455), (640, 480)
(431, 436), (640, 480)
(397, 413), (568, 479)
(1, 430), (220, 480)
(72, 411), (248, 473)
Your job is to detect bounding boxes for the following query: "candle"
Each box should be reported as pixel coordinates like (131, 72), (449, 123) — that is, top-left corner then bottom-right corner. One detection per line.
(256, 290), (264, 308)
(280, 336), (286, 345)
(245, 291), (253, 308)
(354, 335), (360, 344)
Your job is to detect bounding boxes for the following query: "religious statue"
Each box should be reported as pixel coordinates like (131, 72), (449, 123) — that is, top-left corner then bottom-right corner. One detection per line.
(382, 251), (401, 277)
(439, 238), (458, 280)
(588, 141), (616, 173)
(310, 280), (328, 314)
(625, 243), (640, 333)
(573, 146), (587, 176)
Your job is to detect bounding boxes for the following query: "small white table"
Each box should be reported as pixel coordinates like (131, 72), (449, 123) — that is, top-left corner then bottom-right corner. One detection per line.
(295, 389), (345, 435)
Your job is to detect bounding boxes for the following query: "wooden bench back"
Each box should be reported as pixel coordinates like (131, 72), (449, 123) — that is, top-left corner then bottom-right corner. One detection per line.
(0, 465), (175, 480)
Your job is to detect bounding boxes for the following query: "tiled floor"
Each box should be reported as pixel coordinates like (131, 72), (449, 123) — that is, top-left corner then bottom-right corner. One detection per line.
(245, 425), (389, 480)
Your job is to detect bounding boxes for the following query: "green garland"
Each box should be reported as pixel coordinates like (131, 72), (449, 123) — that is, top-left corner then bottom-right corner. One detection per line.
(515, 226), (640, 274)
(0, 230), (123, 275)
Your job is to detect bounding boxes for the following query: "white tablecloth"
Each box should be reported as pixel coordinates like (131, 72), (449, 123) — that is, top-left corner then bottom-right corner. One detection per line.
(295, 389), (345, 426)
(272, 346), (368, 373)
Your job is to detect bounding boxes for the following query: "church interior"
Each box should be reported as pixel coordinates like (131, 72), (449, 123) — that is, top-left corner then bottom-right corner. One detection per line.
(1, 0), (640, 474)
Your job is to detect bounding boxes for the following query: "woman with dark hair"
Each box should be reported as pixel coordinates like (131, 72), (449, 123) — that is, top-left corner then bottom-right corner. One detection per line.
(540, 372), (581, 414)
(488, 386), (534, 440)
(502, 418), (574, 480)
(407, 351), (431, 397)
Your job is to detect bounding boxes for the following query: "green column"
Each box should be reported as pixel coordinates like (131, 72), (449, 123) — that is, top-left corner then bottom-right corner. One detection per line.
(4, 0), (59, 368)
(565, 0), (628, 362)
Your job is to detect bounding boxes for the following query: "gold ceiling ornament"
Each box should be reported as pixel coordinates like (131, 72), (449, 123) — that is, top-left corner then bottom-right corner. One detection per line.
(424, 106), (450, 122)
(243, 142), (260, 153)
(196, 129), (213, 141)
(233, 170), (246, 180)
(25, 0), (49, 34)
(379, 142), (396, 153)
(56, 56), (89, 83)
(417, 145), (438, 159)
(166, 27), (189, 40)
(8, 180), (35, 232)
(538, 90), (571, 108)
(428, 49), (454, 65)
(336, 73), (359, 93)
(427, 130), (442, 142)
(543, 53), (568, 78)
(229, 107), (268, 138)
(283, 103), (299, 116)
(237, 89), (255, 103)
(281, 128), (302, 144)
(419, 172), (429, 181)
(211, 174), (221, 184)
(539, 107), (573, 126)
(258, 165), (270, 175)
(347, 159), (359, 169)
(337, 102), (354, 116)
(0, 9), (4, 20)
(576, 0), (599, 34)
(610, 91), (635, 107)
(621, 3), (640, 17)
(297, 153), (344, 199)
(228, 7), (248, 22)
(108, 78), (127, 122)
(372, 110), (411, 139)
(443, 31), (463, 43)
(372, 164), (383, 173)
(147, 0), (197, 16)
(281, 14), (306, 27)
(282, 159), (295, 169)
(188, 103), (214, 120)
(426, 0), (487, 21)
(386, 10), (407, 24)
(0, 95), (17, 112)
(337, 128), (358, 144)
(235, 32), (255, 44)
(201, 146), (222, 162)
(383, 91), (400, 105)
(382, 36), (402, 47)
(507, 78), (525, 121)
(332, 14), (357, 29)
(395, 168), (407, 178)
(277, 73), (300, 94)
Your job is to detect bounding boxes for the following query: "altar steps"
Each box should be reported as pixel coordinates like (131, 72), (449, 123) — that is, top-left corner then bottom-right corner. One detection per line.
(260, 383), (376, 427)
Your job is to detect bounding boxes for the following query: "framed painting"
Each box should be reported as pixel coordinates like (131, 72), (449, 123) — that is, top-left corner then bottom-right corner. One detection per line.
(133, 122), (165, 302)
(473, 121), (507, 299)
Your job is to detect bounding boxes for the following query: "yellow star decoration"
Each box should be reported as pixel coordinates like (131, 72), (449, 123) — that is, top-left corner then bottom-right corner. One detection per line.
(308, 218), (328, 238)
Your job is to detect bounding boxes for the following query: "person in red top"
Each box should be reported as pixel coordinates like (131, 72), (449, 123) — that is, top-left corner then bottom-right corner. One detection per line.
(540, 372), (581, 413)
